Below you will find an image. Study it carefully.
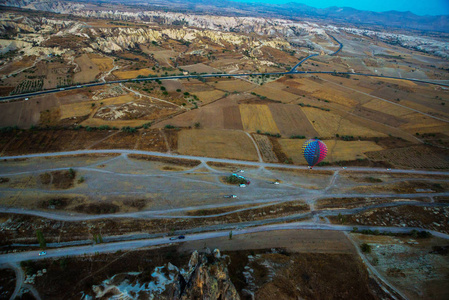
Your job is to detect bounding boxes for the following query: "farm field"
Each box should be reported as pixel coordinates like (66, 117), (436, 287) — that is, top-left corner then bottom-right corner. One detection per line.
(112, 68), (155, 80)
(302, 107), (385, 138)
(73, 54), (100, 84)
(240, 104), (280, 134)
(365, 145), (449, 169)
(177, 129), (259, 161)
(252, 134), (278, 162)
(194, 90), (226, 104)
(311, 89), (358, 107)
(269, 104), (318, 137)
(209, 79), (255, 92)
(154, 94), (245, 129)
(251, 84), (299, 102)
(362, 99), (413, 117)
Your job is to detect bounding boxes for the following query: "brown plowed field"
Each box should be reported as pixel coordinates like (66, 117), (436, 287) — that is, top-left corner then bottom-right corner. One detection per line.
(0, 130), (113, 155)
(269, 104), (318, 137)
(156, 94), (246, 130)
(365, 145), (449, 169)
(352, 105), (407, 127)
(223, 106), (244, 130)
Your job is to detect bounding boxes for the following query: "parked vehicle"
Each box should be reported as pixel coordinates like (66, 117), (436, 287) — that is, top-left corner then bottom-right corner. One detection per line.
(38, 251), (46, 256)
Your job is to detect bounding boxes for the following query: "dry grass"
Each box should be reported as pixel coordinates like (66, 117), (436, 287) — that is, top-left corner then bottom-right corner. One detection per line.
(177, 129), (259, 161)
(240, 104), (280, 133)
(128, 154), (201, 167)
(112, 68), (155, 80)
(206, 161), (258, 171)
(302, 108), (384, 138)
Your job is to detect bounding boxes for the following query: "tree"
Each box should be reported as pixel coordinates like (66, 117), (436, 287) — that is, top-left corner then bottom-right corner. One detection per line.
(36, 230), (46, 248)
(229, 231), (233, 240)
(360, 243), (371, 253)
(194, 122), (201, 128)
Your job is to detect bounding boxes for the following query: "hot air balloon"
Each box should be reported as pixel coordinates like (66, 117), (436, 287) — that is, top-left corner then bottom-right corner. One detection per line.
(302, 139), (328, 168)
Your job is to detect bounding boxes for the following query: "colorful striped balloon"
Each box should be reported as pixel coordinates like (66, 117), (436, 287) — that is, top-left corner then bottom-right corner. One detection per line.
(302, 139), (328, 167)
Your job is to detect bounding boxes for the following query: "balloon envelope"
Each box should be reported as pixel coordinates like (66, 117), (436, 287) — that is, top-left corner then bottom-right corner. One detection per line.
(302, 139), (328, 167)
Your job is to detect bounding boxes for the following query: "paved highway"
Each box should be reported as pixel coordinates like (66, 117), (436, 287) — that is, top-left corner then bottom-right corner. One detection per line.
(0, 222), (447, 265)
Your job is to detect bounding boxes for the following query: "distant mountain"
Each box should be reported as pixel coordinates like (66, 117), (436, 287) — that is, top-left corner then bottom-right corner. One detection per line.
(278, 2), (449, 32)
(140, 0), (449, 32)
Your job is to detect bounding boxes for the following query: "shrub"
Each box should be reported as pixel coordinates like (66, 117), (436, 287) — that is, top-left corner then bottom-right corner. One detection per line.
(121, 126), (137, 133)
(36, 230), (46, 248)
(360, 243), (371, 253)
(225, 174), (248, 185)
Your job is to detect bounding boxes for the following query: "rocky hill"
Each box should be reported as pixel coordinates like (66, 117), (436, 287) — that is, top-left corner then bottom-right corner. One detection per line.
(1, 0), (448, 58)
(88, 249), (240, 300)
